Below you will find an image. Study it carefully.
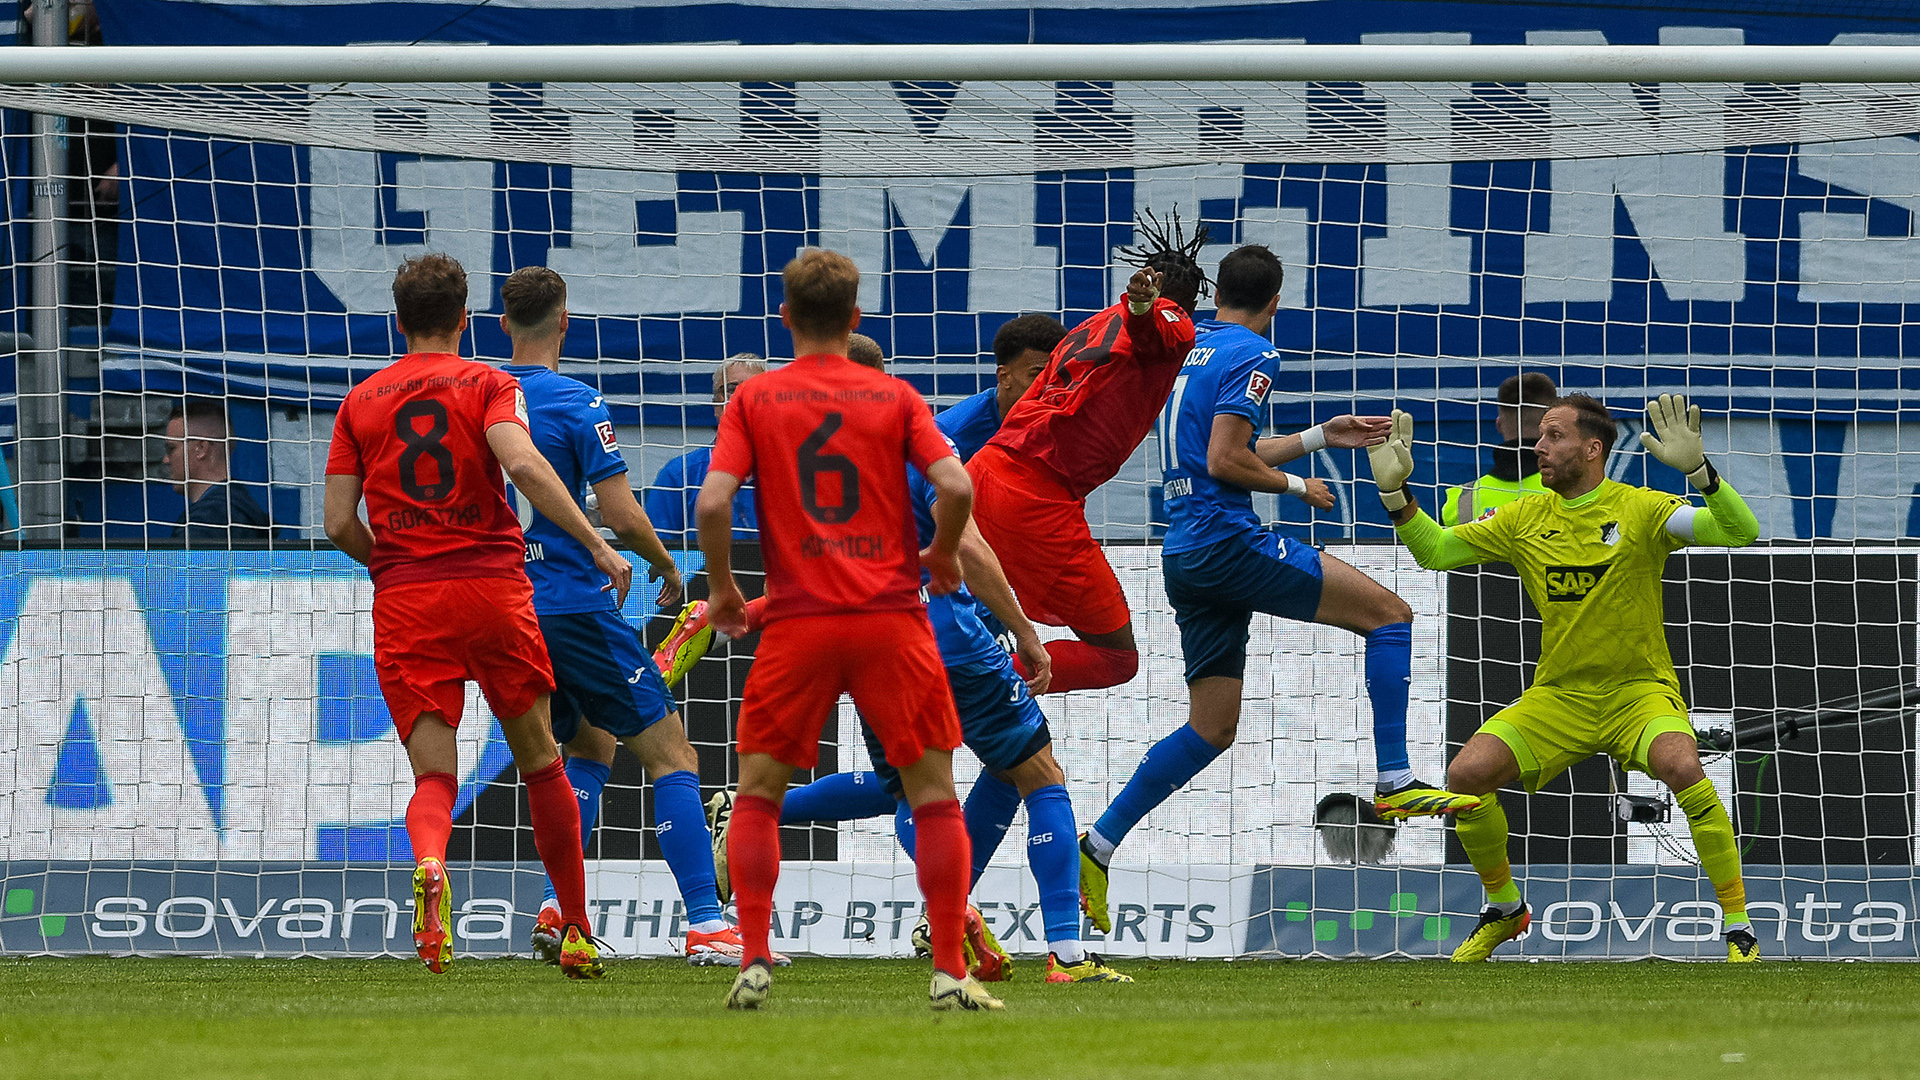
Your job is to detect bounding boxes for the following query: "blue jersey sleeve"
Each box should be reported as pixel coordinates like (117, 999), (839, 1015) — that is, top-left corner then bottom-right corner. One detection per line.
(1211, 344), (1278, 426)
(573, 392), (629, 487)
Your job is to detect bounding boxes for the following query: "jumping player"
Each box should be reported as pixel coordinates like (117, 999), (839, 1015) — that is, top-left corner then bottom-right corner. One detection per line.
(716, 341), (1127, 984)
(968, 211), (1206, 694)
(1367, 394), (1762, 962)
(322, 253), (629, 979)
(494, 266), (770, 968)
(696, 248), (1002, 1011)
(936, 314), (1066, 462)
(1077, 245), (1480, 933)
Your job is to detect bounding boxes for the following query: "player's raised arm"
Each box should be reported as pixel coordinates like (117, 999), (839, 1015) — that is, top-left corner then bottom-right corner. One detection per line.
(487, 420), (634, 604)
(1206, 413), (1332, 509)
(591, 475), (684, 609)
(1364, 409), (1495, 571)
(1640, 394), (1761, 548)
(1255, 413), (1391, 467)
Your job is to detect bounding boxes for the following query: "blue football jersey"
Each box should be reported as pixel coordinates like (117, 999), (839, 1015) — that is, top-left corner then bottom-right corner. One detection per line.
(1158, 320), (1281, 555)
(505, 364), (630, 614)
(644, 445), (758, 548)
(935, 387), (1001, 463)
(907, 453), (1006, 669)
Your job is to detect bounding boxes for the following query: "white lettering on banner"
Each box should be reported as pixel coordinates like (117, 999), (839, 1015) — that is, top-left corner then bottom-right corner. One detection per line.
(306, 86), (494, 313)
(1538, 900), (1605, 942)
(1798, 894), (1846, 942)
(1357, 33), (1475, 308)
(1523, 29), (1748, 304)
(1850, 902), (1908, 943)
(547, 168), (745, 315)
(0, 578), (221, 860)
(457, 899), (514, 942)
(1610, 901), (1665, 941)
(1665, 900), (1723, 941)
(579, 864), (1246, 958)
(807, 81), (1059, 312)
(154, 897), (217, 940)
(276, 898), (336, 940)
(221, 577), (495, 859)
(1797, 135), (1920, 305)
(341, 897), (401, 940)
(92, 897), (148, 939)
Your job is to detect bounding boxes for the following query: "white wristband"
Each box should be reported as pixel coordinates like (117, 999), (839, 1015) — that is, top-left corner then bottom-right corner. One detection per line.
(1298, 425), (1327, 454)
(1279, 473), (1306, 495)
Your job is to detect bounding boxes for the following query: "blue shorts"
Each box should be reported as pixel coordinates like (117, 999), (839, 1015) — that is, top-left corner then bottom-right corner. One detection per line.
(538, 610), (676, 744)
(1163, 531), (1325, 683)
(863, 657), (1051, 796)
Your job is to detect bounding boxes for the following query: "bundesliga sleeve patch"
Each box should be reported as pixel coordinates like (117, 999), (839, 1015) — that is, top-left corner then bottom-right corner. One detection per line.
(514, 388), (530, 424)
(596, 420), (618, 453)
(1244, 370), (1272, 403)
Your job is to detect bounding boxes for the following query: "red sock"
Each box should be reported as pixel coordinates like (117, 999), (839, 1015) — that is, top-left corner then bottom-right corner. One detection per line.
(523, 759), (588, 930)
(728, 794), (783, 967)
(910, 799), (972, 978)
(743, 596), (768, 634)
(406, 772), (457, 866)
(1015, 641), (1138, 694)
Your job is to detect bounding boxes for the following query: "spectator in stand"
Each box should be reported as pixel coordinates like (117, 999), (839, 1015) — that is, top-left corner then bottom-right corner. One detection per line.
(646, 353), (765, 548)
(165, 398), (270, 543)
(1441, 372), (1558, 526)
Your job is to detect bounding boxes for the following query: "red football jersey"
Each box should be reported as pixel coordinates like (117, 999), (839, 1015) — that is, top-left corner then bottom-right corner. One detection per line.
(325, 352), (530, 588)
(987, 297), (1195, 499)
(710, 353), (955, 622)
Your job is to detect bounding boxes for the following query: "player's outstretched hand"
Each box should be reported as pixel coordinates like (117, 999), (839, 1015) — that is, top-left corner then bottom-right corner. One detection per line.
(920, 545), (963, 596)
(651, 561), (684, 610)
(593, 544), (634, 607)
(1015, 631), (1053, 696)
(1363, 409), (1414, 511)
(707, 580), (750, 639)
(1126, 267), (1163, 308)
(1323, 414), (1393, 449)
(1293, 476), (1336, 510)
(1641, 393), (1710, 485)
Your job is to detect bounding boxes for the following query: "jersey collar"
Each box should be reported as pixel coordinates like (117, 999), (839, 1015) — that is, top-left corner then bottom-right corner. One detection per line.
(1557, 478), (1612, 510)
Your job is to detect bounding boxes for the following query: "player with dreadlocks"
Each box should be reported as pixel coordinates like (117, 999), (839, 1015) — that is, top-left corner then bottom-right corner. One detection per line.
(968, 208), (1209, 696)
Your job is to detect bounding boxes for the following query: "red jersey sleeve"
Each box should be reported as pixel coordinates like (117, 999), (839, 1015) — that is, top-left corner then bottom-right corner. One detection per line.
(1127, 297), (1196, 366)
(324, 402), (364, 478)
(482, 369), (530, 433)
(709, 387), (755, 478)
(901, 386), (956, 473)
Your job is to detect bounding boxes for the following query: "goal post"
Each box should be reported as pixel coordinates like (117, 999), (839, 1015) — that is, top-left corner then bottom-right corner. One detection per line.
(1, 43), (1918, 960)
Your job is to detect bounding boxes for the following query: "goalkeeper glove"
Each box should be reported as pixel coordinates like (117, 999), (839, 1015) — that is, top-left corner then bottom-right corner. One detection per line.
(1364, 409), (1414, 512)
(1640, 393), (1719, 492)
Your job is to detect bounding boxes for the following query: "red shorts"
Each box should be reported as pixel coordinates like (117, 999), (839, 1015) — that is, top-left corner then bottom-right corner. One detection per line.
(371, 575), (556, 742)
(967, 443), (1131, 635)
(736, 611), (961, 771)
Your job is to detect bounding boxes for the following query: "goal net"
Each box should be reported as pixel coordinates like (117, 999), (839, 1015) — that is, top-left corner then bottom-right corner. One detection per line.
(1, 43), (1916, 960)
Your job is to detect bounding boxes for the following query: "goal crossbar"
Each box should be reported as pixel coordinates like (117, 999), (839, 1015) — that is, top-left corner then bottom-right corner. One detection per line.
(5, 43), (1920, 85)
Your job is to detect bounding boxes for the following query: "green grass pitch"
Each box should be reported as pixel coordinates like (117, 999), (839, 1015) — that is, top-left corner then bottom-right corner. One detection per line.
(2, 956), (1916, 1079)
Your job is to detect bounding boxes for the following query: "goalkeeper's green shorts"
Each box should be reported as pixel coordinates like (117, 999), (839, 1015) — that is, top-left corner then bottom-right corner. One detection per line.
(1478, 680), (1695, 793)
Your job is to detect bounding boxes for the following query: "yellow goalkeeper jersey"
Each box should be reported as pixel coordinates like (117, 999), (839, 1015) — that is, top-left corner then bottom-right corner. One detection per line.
(1448, 479), (1689, 693)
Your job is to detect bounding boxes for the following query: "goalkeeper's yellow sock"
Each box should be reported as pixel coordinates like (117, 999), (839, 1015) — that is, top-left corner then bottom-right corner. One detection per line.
(1675, 777), (1749, 927)
(1454, 793), (1522, 908)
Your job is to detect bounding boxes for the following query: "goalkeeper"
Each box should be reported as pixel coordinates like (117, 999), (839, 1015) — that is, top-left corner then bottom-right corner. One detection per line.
(1365, 393), (1762, 963)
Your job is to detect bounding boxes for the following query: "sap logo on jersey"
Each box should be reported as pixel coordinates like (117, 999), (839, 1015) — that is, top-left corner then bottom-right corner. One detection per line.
(1544, 564), (1611, 601)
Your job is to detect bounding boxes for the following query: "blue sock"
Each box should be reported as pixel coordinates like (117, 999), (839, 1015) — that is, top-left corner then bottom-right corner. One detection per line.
(780, 771), (898, 823)
(964, 772), (1022, 887)
(1365, 623), (1414, 779)
(545, 756), (610, 906)
(893, 799), (916, 858)
(1092, 724), (1223, 852)
(652, 770), (724, 926)
(1023, 784), (1081, 948)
